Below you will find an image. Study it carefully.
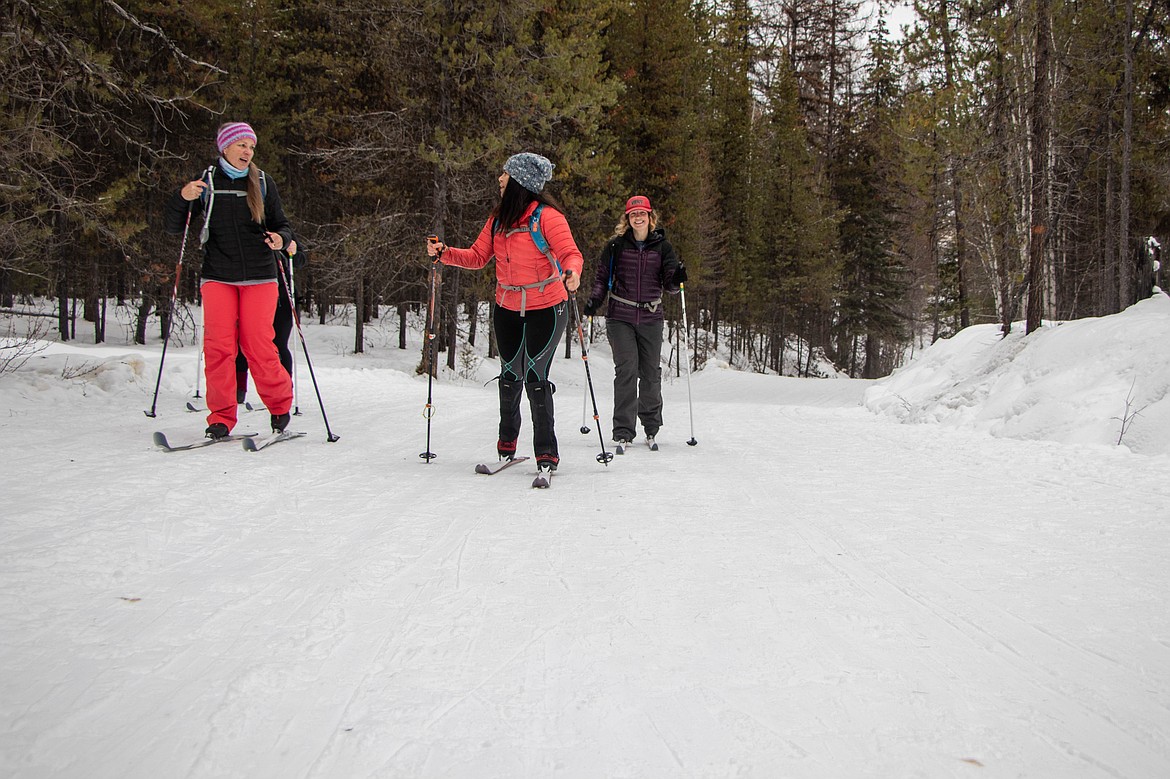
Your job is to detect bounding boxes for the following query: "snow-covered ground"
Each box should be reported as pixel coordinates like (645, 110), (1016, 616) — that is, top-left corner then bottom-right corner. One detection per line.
(2, 295), (1169, 778)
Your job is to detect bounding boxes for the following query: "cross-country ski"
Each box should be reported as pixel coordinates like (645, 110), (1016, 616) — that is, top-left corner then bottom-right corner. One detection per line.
(241, 430), (306, 451)
(153, 430), (257, 451)
(474, 455), (531, 475)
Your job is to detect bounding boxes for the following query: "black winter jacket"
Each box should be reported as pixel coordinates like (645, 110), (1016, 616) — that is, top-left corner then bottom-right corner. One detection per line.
(163, 166), (293, 283)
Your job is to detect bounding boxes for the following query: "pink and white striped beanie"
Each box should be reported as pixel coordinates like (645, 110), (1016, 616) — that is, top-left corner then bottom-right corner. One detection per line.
(216, 122), (257, 153)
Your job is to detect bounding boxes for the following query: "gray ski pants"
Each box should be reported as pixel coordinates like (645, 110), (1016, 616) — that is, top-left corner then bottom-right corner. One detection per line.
(606, 318), (663, 441)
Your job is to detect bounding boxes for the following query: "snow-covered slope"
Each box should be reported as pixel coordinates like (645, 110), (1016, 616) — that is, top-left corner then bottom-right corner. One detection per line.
(866, 294), (1170, 456)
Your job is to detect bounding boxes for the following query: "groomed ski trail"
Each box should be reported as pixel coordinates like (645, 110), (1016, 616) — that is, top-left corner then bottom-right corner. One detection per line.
(2, 342), (1169, 778)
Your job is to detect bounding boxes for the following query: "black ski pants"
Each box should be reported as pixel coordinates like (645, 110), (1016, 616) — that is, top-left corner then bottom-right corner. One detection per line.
(495, 302), (567, 457)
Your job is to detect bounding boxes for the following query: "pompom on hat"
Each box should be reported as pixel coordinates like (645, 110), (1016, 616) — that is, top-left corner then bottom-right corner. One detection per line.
(625, 195), (652, 214)
(503, 152), (555, 194)
(217, 122), (258, 154)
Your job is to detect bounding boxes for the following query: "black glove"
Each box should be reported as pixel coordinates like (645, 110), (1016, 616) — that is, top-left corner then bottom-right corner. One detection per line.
(673, 264), (688, 285)
(583, 298), (603, 317)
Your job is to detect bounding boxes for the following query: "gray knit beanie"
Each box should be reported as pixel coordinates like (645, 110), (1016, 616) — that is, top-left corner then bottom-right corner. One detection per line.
(503, 152), (555, 193)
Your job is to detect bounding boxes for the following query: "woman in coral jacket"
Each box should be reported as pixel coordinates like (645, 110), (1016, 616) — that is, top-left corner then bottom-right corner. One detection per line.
(163, 122), (294, 439)
(426, 153), (584, 475)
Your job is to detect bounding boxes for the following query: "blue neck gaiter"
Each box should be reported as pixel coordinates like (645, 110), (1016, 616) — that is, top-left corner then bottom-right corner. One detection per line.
(219, 157), (249, 180)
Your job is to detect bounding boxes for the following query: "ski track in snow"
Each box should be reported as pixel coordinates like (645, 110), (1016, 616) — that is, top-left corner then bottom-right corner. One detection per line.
(1, 336), (1169, 778)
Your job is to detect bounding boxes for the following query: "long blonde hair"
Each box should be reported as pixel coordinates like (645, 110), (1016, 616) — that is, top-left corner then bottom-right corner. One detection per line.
(245, 164), (264, 224)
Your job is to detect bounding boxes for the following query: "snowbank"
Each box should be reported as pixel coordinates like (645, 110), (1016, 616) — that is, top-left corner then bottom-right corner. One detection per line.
(865, 294), (1170, 456)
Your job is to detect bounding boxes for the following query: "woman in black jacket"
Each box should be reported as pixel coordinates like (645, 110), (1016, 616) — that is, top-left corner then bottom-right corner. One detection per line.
(163, 122), (294, 439)
(584, 195), (686, 452)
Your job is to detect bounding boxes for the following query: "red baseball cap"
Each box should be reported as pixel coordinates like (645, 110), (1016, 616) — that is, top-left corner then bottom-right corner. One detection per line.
(625, 195), (652, 214)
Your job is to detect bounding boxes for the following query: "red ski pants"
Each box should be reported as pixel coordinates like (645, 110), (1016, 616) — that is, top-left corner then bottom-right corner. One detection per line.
(201, 281), (292, 429)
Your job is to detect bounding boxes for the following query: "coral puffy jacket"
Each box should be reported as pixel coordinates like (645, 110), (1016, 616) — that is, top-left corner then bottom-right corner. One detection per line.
(442, 202), (584, 313)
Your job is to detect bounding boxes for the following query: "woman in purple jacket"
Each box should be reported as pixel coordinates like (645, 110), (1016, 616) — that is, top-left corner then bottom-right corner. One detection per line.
(584, 196), (686, 451)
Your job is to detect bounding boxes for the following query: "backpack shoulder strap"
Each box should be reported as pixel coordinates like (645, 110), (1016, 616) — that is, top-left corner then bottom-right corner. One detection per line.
(528, 204), (552, 258)
(198, 166), (216, 245)
(198, 165), (216, 206)
(201, 166), (266, 201)
(607, 237), (620, 291)
(525, 204), (562, 274)
(197, 166), (267, 242)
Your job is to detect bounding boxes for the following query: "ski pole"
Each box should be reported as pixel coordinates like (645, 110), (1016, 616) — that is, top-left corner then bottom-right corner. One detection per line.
(286, 247), (301, 416)
(580, 315), (591, 434)
(580, 372), (590, 433)
(679, 283), (698, 446)
(276, 252), (339, 442)
(420, 238), (441, 461)
(145, 201), (193, 418)
(193, 302), (203, 400)
(568, 294), (613, 464)
(541, 255), (611, 464)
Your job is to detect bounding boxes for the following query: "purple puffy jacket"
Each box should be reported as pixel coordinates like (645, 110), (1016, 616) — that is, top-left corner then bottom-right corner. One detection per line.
(588, 228), (682, 325)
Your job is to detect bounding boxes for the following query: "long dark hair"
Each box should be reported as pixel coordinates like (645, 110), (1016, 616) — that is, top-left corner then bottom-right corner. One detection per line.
(492, 178), (566, 235)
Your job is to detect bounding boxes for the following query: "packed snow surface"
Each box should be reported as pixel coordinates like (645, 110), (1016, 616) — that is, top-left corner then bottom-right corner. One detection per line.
(2, 296), (1168, 778)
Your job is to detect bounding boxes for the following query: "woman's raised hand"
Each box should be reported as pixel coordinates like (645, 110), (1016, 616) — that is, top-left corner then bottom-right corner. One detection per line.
(180, 180), (208, 201)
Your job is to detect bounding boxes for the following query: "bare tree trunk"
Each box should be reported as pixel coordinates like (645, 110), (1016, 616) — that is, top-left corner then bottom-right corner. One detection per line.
(364, 277), (377, 323)
(1104, 136), (1119, 314)
(993, 53), (1019, 336)
(1027, 0), (1052, 334)
(864, 333), (881, 379)
(1118, 0), (1135, 308)
(939, 0), (970, 329)
(0, 266), (11, 308)
(57, 273), (69, 342)
(97, 294), (106, 344)
(727, 308), (735, 366)
(135, 295), (150, 345)
(712, 299), (719, 353)
(354, 276), (365, 354)
(84, 257), (98, 325)
(398, 302), (408, 350)
(796, 319), (805, 377)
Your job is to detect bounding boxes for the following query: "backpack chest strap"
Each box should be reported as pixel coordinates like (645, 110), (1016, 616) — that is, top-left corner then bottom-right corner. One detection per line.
(199, 167), (267, 245)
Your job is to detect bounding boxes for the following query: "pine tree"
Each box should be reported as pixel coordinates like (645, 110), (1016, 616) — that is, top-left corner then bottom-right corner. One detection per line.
(755, 61), (840, 374)
(831, 16), (910, 378)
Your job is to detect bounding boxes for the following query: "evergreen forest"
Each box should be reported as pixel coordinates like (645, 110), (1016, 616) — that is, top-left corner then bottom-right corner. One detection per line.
(3, 0), (1168, 378)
